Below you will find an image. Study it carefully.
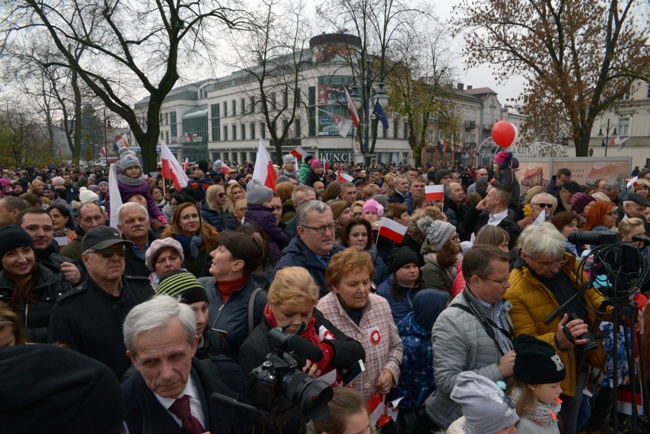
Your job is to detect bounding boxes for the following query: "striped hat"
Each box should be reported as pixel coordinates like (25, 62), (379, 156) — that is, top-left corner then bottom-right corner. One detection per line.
(155, 270), (209, 305)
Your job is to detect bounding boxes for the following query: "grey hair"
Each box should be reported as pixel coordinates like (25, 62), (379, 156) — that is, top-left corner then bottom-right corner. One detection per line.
(519, 222), (565, 259)
(117, 202), (149, 226)
(532, 192), (557, 212)
(291, 185), (315, 204)
(123, 294), (196, 355)
(296, 200), (331, 226)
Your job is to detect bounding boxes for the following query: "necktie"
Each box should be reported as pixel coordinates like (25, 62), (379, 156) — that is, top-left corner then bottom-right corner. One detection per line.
(168, 395), (205, 434)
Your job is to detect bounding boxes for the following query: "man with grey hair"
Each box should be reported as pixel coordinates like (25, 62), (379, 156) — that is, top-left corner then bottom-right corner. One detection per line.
(283, 185), (316, 239)
(117, 202), (156, 277)
(48, 225), (153, 379)
(388, 175), (408, 204)
(272, 200), (343, 296)
(121, 295), (249, 434)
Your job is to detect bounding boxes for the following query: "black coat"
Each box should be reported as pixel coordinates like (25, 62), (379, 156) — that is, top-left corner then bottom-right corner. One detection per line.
(122, 357), (250, 434)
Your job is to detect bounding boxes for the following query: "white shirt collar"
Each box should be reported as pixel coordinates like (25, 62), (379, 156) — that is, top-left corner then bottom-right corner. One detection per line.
(488, 209), (508, 225)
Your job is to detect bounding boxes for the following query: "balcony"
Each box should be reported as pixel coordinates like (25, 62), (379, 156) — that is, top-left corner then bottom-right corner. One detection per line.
(464, 120), (476, 130)
(482, 121), (494, 130)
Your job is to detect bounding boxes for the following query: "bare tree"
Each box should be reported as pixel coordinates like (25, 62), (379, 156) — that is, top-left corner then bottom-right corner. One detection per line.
(452, 0), (650, 156)
(1, 0), (251, 171)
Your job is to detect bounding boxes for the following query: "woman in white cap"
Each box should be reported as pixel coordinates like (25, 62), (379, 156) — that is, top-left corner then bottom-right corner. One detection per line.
(144, 238), (184, 290)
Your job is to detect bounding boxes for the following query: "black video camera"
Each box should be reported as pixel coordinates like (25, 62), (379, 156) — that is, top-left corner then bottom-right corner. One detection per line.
(565, 313), (598, 352)
(248, 327), (333, 421)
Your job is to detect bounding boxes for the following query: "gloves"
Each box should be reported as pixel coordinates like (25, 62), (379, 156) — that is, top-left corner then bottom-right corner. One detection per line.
(156, 214), (168, 225)
(314, 341), (335, 373)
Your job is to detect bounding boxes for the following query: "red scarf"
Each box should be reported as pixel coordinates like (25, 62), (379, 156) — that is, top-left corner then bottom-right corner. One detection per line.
(264, 304), (321, 345)
(216, 276), (248, 303)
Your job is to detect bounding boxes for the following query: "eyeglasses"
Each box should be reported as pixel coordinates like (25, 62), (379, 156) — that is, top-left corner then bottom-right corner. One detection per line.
(217, 193), (226, 197)
(90, 246), (126, 258)
(475, 273), (511, 285)
(528, 256), (567, 270)
(532, 203), (551, 208)
(301, 223), (336, 234)
(606, 211), (616, 217)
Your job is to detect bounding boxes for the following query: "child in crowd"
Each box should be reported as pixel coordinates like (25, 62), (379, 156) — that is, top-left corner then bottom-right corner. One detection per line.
(105, 148), (167, 225)
(307, 387), (376, 434)
(362, 199), (383, 230)
(507, 334), (565, 434)
(448, 371), (519, 434)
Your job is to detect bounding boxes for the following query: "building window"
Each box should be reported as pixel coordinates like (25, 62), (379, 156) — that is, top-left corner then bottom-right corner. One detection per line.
(647, 82), (650, 99)
(295, 118), (301, 138)
(241, 98), (246, 114)
(210, 104), (220, 142)
(250, 96), (256, 113)
(271, 93), (276, 110)
(223, 125), (228, 141)
(618, 118), (630, 136)
(283, 90), (289, 109)
(295, 89), (301, 108)
(308, 108), (316, 137)
(241, 124), (246, 141)
(223, 102), (227, 118)
(394, 121), (399, 139)
(170, 111), (177, 138)
(261, 122), (266, 139)
(232, 124), (237, 141)
(250, 123), (256, 140)
(232, 100), (237, 116)
(165, 131), (169, 143)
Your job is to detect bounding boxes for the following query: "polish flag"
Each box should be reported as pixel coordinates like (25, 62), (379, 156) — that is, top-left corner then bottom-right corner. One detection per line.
(221, 163), (230, 176)
(378, 218), (407, 244)
(425, 185), (444, 202)
(290, 146), (308, 159)
(116, 135), (129, 150)
(366, 392), (385, 425)
(337, 169), (353, 183)
(183, 157), (190, 171)
(344, 87), (360, 127)
(98, 147), (106, 157)
(324, 160), (330, 171)
(160, 139), (189, 190)
(253, 138), (277, 190)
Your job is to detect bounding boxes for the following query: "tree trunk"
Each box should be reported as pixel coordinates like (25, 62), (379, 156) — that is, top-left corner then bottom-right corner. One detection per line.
(72, 70), (82, 165)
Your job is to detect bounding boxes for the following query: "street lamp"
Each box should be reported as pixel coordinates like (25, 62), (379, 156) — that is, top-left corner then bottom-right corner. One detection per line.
(597, 119), (617, 157)
(349, 62), (389, 165)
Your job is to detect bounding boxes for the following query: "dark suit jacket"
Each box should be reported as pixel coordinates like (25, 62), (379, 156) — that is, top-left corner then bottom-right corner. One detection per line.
(388, 191), (405, 204)
(122, 357), (250, 434)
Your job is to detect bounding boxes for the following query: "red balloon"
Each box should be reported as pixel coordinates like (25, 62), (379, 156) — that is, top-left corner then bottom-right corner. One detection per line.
(492, 121), (517, 148)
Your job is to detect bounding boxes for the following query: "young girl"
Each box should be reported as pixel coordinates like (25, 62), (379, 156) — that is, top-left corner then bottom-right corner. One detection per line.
(362, 199), (383, 230)
(508, 334), (566, 434)
(105, 148), (168, 225)
(307, 387), (376, 434)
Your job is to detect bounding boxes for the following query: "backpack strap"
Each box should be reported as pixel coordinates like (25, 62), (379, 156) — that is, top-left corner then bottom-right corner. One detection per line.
(248, 287), (263, 335)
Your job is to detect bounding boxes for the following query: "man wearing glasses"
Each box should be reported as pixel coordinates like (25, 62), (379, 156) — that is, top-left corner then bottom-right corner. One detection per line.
(425, 245), (515, 430)
(48, 225), (154, 379)
(271, 200), (343, 297)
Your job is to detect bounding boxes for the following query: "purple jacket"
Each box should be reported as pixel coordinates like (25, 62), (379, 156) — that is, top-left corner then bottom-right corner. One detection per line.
(244, 204), (289, 262)
(105, 179), (164, 221)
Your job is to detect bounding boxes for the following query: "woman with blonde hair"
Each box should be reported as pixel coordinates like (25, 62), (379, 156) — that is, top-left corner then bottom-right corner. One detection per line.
(161, 202), (219, 277)
(226, 183), (246, 213)
(234, 198), (248, 223)
(239, 266), (365, 433)
(200, 184), (239, 232)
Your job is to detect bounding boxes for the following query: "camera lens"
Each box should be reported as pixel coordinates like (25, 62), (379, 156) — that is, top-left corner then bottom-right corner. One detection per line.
(281, 370), (333, 421)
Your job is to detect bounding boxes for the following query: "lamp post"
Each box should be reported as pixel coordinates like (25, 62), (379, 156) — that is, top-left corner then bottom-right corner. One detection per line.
(349, 62), (388, 166)
(597, 119), (617, 158)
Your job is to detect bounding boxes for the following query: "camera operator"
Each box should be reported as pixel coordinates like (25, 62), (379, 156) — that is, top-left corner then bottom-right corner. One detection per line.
(240, 266), (365, 434)
(505, 223), (643, 434)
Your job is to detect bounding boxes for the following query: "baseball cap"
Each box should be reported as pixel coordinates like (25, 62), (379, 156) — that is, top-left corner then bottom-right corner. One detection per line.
(81, 226), (133, 251)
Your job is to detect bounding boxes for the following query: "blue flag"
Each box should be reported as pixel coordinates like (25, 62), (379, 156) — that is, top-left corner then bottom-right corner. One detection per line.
(373, 102), (389, 129)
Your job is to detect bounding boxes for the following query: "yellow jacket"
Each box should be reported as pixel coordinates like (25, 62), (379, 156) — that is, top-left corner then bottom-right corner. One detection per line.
(506, 253), (606, 396)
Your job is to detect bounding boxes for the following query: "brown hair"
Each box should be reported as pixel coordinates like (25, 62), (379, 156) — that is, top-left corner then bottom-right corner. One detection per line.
(506, 381), (538, 419)
(385, 203), (407, 220)
(0, 301), (26, 345)
(436, 235), (461, 268)
(163, 202), (219, 252)
(307, 387), (375, 434)
(322, 182), (342, 203)
(268, 267), (319, 310)
(463, 245), (510, 278)
(475, 225), (509, 247)
(326, 247), (375, 291)
(339, 217), (373, 250)
(551, 211), (578, 233)
(362, 184), (381, 199)
(275, 182), (294, 203)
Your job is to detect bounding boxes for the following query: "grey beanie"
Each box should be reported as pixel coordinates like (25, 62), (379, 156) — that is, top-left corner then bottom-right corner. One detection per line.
(416, 216), (456, 250)
(246, 179), (274, 205)
(118, 148), (141, 173)
(451, 371), (519, 434)
(282, 154), (295, 165)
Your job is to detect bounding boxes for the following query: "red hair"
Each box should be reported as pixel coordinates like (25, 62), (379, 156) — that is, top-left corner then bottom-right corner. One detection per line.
(583, 201), (615, 231)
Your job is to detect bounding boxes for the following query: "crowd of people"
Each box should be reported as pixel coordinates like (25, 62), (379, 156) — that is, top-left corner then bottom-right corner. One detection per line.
(0, 151), (649, 434)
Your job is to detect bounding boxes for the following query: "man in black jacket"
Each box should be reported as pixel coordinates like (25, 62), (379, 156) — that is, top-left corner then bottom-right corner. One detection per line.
(122, 295), (249, 434)
(460, 186), (520, 249)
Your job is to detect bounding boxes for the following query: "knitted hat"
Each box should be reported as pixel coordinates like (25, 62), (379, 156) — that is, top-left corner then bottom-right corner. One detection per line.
(87, 185), (99, 193)
(118, 148), (141, 173)
(79, 187), (99, 204)
(494, 151), (510, 165)
(412, 289), (449, 332)
(372, 194), (389, 209)
(155, 270), (209, 305)
(51, 176), (65, 187)
(246, 179), (273, 205)
(387, 247), (419, 274)
(514, 334), (566, 385)
(329, 201), (350, 220)
(282, 155), (295, 165)
(434, 169), (451, 184)
(98, 181), (109, 187)
(304, 154), (314, 164)
(362, 199), (384, 217)
(451, 371), (519, 434)
(561, 181), (582, 195)
(571, 192), (595, 215)
(194, 160), (209, 174)
(214, 159), (223, 168)
(310, 158), (322, 170)
(145, 238), (184, 271)
(417, 216), (456, 250)
(0, 225), (34, 260)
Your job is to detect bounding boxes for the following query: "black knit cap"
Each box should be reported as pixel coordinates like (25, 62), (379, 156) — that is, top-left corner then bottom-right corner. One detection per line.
(155, 269), (209, 305)
(0, 225), (34, 260)
(388, 247), (420, 274)
(514, 334), (566, 384)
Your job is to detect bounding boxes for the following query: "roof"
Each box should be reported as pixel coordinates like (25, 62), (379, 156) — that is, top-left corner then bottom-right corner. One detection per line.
(182, 106), (208, 119)
(464, 87), (498, 96)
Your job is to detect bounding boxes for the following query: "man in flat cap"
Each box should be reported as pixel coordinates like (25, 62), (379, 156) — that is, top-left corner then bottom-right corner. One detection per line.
(48, 225), (154, 379)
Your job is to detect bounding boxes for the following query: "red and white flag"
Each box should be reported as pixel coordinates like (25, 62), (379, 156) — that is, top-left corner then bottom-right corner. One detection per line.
(367, 392), (385, 425)
(221, 163), (230, 176)
(378, 218), (407, 244)
(98, 147), (106, 157)
(253, 138), (278, 190)
(332, 113), (353, 137)
(337, 169), (353, 183)
(344, 87), (360, 127)
(160, 139), (189, 190)
(290, 146), (308, 159)
(116, 135), (129, 150)
(183, 157), (190, 171)
(185, 132), (192, 142)
(425, 185), (444, 202)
